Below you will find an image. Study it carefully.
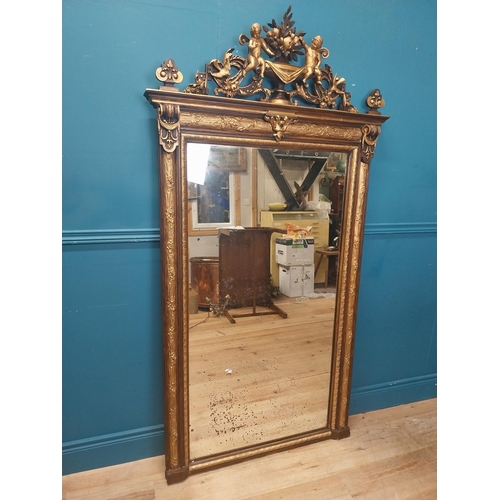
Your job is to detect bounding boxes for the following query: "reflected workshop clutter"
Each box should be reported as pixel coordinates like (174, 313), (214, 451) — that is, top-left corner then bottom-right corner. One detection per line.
(187, 145), (346, 458)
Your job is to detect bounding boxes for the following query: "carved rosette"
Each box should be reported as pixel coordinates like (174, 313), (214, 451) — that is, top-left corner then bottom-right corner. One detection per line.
(158, 103), (180, 153)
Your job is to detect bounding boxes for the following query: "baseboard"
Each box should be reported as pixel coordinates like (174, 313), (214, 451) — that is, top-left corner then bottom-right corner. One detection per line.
(349, 374), (437, 415)
(62, 374), (436, 475)
(62, 425), (165, 476)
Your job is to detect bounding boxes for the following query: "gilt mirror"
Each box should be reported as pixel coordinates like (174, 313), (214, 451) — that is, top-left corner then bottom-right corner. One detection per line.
(144, 6), (389, 484)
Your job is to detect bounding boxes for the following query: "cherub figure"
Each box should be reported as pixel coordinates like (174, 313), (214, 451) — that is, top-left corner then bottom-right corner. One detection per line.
(241, 23), (275, 78)
(299, 35), (324, 84)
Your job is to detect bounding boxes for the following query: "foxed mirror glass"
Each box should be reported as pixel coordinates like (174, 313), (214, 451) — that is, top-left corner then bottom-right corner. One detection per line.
(144, 6), (389, 484)
(188, 144), (347, 459)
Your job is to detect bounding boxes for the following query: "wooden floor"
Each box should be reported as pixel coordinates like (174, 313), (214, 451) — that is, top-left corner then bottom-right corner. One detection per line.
(62, 398), (436, 500)
(189, 295), (335, 458)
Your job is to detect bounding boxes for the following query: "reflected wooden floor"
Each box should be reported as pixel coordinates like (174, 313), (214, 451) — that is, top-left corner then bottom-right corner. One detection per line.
(62, 398), (437, 499)
(189, 294), (335, 458)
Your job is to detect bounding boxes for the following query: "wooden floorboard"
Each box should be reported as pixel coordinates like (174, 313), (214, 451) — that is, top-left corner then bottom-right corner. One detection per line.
(62, 398), (437, 500)
(189, 296), (335, 457)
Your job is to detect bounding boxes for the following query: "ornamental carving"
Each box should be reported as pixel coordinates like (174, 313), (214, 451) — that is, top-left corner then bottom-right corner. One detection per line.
(263, 113), (298, 141)
(154, 6), (384, 114)
(144, 4), (390, 484)
(158, 103), (180, 153)
(361, 124), (382, 163)
(156, 59), (183, 88)
(180, 113), (262, 133)
(366, 89), (385, 114)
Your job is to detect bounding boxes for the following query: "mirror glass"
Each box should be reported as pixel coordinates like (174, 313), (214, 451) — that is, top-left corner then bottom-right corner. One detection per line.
(187, 143), (348, 459)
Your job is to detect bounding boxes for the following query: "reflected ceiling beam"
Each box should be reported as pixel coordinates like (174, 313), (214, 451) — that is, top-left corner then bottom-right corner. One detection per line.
(258, 149), (297, 209)
(302, 158), (327, 193)
(258, 149), (327, 210)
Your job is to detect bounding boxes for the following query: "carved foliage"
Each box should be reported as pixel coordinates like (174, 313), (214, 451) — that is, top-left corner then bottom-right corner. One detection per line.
(152, 9), (385, 116)
(262, 5), (306, 62)
(162, 151), (180, 468)
(338, 160), (368, 427)
(184, 71), (209, 95)
(171, 7), (368, 111)
(179, 110), (361, 144)
(361, 124), (382, 163)
(263, 114), (298, 141)
(158, 103), (180, 153)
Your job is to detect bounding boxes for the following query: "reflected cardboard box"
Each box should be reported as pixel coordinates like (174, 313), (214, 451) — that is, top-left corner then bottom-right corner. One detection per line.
(275, 237), (314, 266)
(279, 264), (314, 298)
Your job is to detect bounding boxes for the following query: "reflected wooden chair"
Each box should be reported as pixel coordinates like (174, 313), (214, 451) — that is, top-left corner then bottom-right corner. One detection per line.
(314, 248), (340, 288)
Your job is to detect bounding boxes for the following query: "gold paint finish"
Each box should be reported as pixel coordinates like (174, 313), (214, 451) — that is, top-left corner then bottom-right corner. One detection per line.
(263, 113), (298, 141)
(144, 5), (389, 485)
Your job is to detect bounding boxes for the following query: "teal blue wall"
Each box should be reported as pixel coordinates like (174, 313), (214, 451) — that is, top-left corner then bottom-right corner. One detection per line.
(62, 0), (436, 474)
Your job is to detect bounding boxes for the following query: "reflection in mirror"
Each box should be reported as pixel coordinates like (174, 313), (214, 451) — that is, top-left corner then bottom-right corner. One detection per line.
(188, 145), (248, 229)
(192, 170), (234, 227)
(187, 144), (348, 459)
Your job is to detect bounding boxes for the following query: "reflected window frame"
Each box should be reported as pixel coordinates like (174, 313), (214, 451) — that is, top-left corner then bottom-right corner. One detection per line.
(191, 170), (237, 229)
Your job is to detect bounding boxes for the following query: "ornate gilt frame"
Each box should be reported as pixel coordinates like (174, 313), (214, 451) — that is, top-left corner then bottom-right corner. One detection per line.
(144, 7), (389, 484)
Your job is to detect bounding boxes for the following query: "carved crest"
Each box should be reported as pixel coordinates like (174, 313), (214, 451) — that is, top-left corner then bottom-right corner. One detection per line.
(155, 6), (384, 114)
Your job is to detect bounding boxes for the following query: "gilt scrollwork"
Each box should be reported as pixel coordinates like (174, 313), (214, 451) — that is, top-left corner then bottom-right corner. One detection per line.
(184, 70), (209, 95)
(152, 7), (384, 116)
(159, 6), (367, 112)
(181, 112), (264, 134)
(157, 103), (180, 153)
(205, 48), (272, 101)
(361, 124), (382, 163)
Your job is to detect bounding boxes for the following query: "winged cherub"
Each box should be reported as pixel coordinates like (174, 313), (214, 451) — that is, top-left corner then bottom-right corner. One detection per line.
(299, 35), (324, 84)
(241, 23), (275, 78)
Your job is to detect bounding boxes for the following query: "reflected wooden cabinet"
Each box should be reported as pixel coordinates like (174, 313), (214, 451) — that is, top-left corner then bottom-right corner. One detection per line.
(260, 210), (329, 286)
(218, 227), (287, 322)
(330, 176), (345, 216)
(189, 257), (219, 309)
